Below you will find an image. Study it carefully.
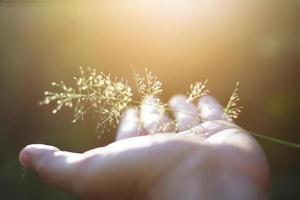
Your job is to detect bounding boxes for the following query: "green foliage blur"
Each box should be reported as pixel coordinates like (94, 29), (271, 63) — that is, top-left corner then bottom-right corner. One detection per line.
(0, 1), (300, 199)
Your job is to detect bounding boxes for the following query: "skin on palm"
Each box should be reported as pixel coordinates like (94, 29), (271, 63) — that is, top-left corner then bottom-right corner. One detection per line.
(19, 95), (270, 200)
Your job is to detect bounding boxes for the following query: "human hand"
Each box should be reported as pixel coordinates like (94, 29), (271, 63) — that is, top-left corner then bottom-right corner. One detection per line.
(19, 95), (270, 200)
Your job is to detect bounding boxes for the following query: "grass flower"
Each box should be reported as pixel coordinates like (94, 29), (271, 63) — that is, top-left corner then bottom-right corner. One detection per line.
(40, 67), (300, 149)
(186, 79), (209, 104)
(134, 68), (163, 98)
(41, 67), (133, 132)
(224, 82), (243, 121)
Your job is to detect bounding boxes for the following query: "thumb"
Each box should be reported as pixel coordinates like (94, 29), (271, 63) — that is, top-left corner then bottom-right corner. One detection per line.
(19, 144), (83, 194)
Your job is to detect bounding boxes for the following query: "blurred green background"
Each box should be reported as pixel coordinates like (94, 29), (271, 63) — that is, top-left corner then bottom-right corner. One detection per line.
(0, 0), (299, 199)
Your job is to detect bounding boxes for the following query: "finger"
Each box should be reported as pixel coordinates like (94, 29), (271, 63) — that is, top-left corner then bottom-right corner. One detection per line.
(169, 94), (200, 132)
(19, 144), (83, 193)
(197, 95), (227, 121)
(140, 96), (175, 134)
(116, 108), (144, 141)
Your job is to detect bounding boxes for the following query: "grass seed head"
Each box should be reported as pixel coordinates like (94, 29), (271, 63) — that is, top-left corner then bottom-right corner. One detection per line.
(224, 82), (243, 121)
(41, 67), (133, 131)
(41, 67), (242, 136)
(187, 79), (209, 103)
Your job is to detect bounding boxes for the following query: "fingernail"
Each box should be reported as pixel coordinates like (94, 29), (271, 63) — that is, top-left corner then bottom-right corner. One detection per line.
(19, 148), (32, 168)
(19, 144), (58, 168)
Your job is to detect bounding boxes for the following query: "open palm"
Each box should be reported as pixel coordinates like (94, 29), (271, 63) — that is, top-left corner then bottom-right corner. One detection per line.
(19, 95), (270, 200)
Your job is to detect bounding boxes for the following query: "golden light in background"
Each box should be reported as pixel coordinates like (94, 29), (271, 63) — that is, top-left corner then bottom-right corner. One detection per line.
(0, 0), (260, 95)
(116, 0), (242, 26)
